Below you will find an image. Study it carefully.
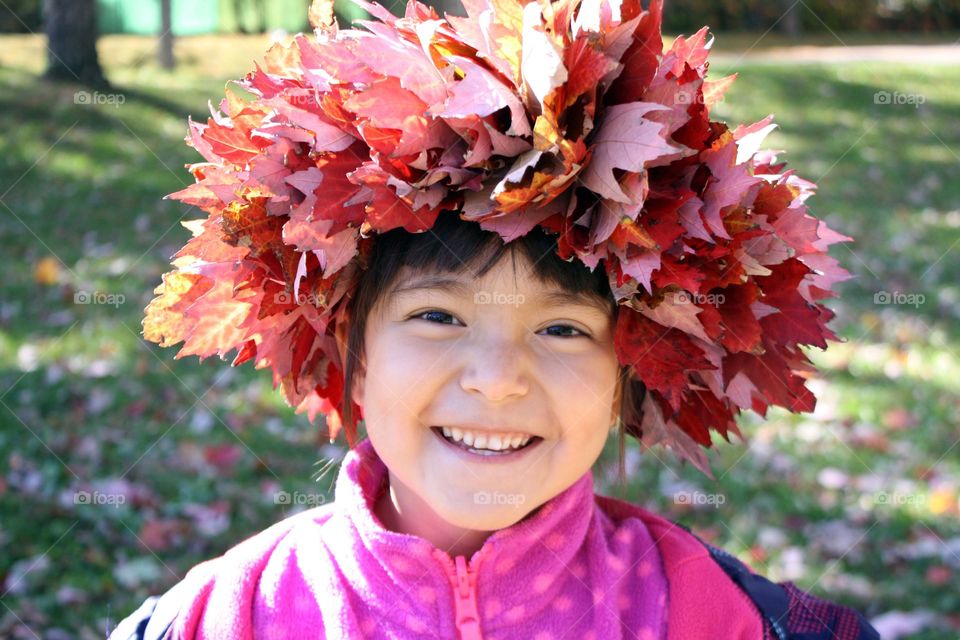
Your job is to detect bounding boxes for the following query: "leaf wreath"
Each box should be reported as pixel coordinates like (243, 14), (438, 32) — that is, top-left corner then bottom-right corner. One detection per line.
(142, 0), (853, 475)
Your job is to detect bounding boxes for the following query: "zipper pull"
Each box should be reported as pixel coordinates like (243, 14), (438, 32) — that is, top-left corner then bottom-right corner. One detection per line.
(451, 555), (483, 640)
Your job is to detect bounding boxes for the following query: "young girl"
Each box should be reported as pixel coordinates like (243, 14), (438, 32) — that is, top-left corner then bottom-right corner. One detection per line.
(112, 0), (879, 637)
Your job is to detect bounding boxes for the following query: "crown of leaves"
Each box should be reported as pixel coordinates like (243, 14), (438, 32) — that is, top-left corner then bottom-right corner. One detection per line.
(142, 0), (853, 474)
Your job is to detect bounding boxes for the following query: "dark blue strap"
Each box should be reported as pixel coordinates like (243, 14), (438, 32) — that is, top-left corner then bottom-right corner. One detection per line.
(707, 544), (879, 640)
(108, 580), (184, 640)
(704, 542), (790, 640)
(108, 595), (163, 640)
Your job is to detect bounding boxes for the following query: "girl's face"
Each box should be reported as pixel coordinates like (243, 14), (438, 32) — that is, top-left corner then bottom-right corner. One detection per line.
(342, 251), (622, 533)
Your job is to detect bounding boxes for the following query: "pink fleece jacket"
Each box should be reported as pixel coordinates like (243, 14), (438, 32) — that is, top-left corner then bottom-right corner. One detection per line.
(132, 437), (766, 639)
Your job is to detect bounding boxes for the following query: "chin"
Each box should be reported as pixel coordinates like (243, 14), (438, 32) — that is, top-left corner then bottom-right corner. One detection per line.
(437, 500), (536, 532)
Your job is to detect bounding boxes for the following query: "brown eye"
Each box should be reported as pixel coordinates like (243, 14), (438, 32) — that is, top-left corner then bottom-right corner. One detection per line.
(541, 324), (589, 338)
(411, 311), (589, 338)
(410, 310), (462, 326)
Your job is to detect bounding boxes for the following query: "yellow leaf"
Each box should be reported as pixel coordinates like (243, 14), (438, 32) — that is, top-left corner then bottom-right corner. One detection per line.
(308, 0), (336, 30)
(928, 489), (956, 516)
(34, 256), (61, 285)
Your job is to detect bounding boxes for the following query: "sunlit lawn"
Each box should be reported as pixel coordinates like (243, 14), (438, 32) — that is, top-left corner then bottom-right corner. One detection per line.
(1, 33), (958, 638)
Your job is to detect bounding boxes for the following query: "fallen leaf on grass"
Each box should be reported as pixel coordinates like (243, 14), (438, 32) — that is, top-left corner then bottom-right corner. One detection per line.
(33, 256), (61, 285)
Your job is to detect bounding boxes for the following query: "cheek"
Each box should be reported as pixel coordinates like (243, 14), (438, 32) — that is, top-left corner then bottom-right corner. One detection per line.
(549, 355), (620, 418)
(543, 365), (618, 460)
(362, 333), (443, 422)
(359, 338), (449, 503)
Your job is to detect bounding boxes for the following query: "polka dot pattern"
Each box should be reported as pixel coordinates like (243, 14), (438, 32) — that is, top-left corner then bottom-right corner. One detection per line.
(636, 560), (653, 577)
(387, 553), (413, 574)
(544, 531), (566, 550)
(504, 605), (525, 623)
(292, 593), (314, 612)
(417, 585), (436, 604)
(405, 615), (427, 633)
(614, 528), (635, 544)
(570, 561), (587, 579)
(495, 556), (516, 575)
(606, 555), (626, 572)
(533, 573), (552, 594)
(297, 438), (671, 640)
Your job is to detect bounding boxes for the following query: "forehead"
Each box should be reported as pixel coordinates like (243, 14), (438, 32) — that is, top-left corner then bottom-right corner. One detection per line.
(388, 272), (613, 316)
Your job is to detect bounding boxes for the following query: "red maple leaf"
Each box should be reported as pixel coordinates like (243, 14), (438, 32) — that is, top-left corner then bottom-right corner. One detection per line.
(614, 307), (716, 412)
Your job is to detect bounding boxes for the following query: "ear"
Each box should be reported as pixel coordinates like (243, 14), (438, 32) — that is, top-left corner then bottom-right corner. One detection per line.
(334, 317), (366, 407)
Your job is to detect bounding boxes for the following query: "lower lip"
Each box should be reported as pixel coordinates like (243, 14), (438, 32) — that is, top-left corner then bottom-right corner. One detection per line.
(431, 427), (543, 464)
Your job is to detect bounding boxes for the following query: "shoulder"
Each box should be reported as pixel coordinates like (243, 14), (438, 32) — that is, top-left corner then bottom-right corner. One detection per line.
(594, 493), (716, 568)
(596, 494), (767, 637)
(108, 504), (336, 640)
(594, 494), (879, 640)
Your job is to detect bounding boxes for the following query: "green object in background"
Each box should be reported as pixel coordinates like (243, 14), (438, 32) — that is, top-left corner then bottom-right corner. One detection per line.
(334, 0), (372, 26)
(97, 0), (220, 35)
(217, 0), (372, 32)
(96, 0), (321, 35)
(218, 0), (310, 34)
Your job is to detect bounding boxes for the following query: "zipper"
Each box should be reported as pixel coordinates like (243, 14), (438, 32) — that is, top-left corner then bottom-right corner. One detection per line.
(433, 548), (484, 640)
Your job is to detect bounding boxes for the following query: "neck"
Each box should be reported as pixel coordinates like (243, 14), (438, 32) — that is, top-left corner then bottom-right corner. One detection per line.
(373, 471), (492, 559)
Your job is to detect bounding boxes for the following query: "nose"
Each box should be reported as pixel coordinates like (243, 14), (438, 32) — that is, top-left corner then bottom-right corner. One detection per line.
(459, 338), (530, 402)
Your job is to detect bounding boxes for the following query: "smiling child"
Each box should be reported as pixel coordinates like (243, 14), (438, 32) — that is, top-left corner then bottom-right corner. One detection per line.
(111, 0), (879, 637)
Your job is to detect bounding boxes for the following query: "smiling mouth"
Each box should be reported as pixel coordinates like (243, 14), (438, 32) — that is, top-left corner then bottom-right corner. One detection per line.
(430, 426), (542, 456)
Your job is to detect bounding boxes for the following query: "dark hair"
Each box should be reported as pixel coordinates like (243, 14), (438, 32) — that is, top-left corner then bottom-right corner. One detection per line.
(339, 211), (646, 485)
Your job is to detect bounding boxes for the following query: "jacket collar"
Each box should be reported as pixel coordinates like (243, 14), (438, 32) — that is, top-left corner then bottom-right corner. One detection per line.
(326, 437), (600, 634)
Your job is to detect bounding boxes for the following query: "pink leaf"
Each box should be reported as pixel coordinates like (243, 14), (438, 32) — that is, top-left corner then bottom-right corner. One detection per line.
(435, 56), (531, 136)
(701, 140), (763, 239)
(580, 102), (692, 203)
(636, 294), (712, 344)
(520, 2), (567, 107)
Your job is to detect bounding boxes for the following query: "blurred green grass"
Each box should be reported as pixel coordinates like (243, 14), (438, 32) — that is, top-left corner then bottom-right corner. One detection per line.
(1, 33), (959, 638)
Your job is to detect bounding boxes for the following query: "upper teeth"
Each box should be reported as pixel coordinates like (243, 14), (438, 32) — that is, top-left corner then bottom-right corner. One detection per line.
(441, 427), (533, 451)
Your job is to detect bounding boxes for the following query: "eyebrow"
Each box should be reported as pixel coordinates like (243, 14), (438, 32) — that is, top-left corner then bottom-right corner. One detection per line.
(389, 275), (613, 315)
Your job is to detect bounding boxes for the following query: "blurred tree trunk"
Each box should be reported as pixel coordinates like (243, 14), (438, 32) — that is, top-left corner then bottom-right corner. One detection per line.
(233, 0), (267, 33)
(159, 0), (175, 70)
(779, 0), (802, 37)
(253, 0), (266, 33)
(43, 0), (107, 86)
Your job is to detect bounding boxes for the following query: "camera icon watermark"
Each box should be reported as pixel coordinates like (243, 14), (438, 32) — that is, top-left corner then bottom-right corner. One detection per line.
(673, 491), (726, 508)
(473, 490), (526, 507)
(74, 490), (126, 508)
(874, 491), (925, 507)
(873, 91), (925, 108)
(273, 491), (327, 507)
(274, 291), (326, 307)
(474, 290), (525, 307)
(873, 290), (925, 308)
(288, 93), (316, 107)
(74, 290), (125, 308)
(73, 90), (126, 108)
(671, 291), (726, 305)
(675, 91), (721, 106)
